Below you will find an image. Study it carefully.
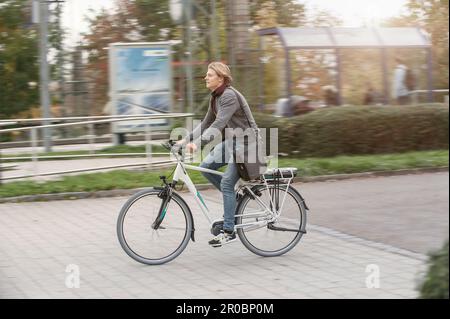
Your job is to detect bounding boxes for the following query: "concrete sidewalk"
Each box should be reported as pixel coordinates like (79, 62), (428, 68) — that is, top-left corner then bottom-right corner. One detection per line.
(2, 172), (447, 298)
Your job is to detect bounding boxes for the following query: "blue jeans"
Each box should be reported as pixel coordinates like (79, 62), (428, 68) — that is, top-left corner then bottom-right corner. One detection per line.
(199, 141), (240, 232)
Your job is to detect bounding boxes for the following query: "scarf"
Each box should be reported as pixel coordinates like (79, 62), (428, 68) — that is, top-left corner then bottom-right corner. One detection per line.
(211, 83), (228, 115)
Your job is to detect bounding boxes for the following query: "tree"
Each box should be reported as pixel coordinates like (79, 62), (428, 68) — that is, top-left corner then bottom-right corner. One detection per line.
(0, 0), (39, 119)
(82, 0), (180, 114)
(250, 0), (306, 27)
(133, 0), (178, 41)
(81, 0), (309, 112)
(48, 1), (67, 106)
(82, 1), (140, 114)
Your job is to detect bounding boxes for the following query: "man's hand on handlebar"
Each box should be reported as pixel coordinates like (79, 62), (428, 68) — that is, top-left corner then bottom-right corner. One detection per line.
(166, 140), (197, 155)
(184, 143), (197, 153)
(174, 139), (197, 153)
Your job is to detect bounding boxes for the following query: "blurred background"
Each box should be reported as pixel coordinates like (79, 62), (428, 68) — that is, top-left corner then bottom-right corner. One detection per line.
(0, 0), (448, 299)
(0, 0), (448, 123)
(0, 0), (448, 181)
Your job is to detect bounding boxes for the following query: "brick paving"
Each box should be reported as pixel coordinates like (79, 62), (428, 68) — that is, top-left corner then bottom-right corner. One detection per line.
(0, 172), (448, 299)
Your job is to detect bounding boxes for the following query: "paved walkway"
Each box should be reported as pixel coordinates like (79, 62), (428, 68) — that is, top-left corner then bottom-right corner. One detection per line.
(2, 172), (447, 299)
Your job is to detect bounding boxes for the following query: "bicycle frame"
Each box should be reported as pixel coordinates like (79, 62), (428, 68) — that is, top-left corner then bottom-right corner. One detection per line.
(173, 160), (223, 224)
(117, 146), (306, 265)
(168, 148), (293, 231)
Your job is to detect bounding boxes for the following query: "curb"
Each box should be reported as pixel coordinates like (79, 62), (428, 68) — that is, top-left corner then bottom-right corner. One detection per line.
(296, 166), (449, 182)
(0, 166), (448, 204)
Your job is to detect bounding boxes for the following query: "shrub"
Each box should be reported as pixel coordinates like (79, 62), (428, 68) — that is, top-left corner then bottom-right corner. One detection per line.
(418, 240), (449, 299)
(254, 104), (449, 158)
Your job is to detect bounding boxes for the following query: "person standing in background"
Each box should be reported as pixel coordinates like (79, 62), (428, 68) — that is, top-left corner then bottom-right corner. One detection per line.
(392, 57), (411, 105)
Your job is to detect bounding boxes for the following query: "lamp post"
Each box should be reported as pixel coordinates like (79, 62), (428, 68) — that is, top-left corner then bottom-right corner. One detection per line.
(39, 0), (52, 152)
(35, 0), (65, 152)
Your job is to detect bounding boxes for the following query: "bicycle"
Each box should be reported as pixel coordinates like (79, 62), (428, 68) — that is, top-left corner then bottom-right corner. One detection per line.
(116, 140), (309, 265)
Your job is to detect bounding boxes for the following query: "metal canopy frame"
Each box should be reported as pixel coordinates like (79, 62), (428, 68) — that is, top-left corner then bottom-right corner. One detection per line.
(257, 27), (433, 106)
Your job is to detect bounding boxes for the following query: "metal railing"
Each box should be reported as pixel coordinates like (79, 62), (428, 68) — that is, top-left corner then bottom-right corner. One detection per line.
(410, 89), (449, 105)
(0, 113), (194, 184)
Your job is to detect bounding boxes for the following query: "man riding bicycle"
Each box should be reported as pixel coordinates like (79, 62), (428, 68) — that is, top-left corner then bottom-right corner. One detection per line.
(177, 62), (264, 247)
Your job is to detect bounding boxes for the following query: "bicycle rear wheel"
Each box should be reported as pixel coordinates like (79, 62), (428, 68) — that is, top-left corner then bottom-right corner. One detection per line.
(117, 188), (193, 265)
(236, 184), (307, 257)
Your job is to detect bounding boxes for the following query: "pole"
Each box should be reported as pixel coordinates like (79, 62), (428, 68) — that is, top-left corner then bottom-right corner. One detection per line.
(31, 128), (39, 177)
(185, 0), (194, 114)
(335, 49), (342, 105)
(380, 48), (390, 105)
(55, 1), (67, 137)
(285, 48), (292, 100)
(211, 0), (219, 60)
(258, 36), (264, 109)
(39, 0), (52, 152)
(426, 47), (434, 103)
(0, 135), (2, 185)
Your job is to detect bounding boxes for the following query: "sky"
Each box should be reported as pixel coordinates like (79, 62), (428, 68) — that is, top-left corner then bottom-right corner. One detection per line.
(62, 0), (116, 48)
(303, 0), (409, 26)
(61, 0), (409, 47)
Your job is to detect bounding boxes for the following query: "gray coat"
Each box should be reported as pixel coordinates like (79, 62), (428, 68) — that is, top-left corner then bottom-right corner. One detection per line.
(188, 86), (259, 147)
(187, 86), (266, 179)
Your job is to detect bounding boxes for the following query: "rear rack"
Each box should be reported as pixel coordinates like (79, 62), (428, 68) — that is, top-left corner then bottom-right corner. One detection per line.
(261, 168), (297, 213)
(262, 167), (297, 183)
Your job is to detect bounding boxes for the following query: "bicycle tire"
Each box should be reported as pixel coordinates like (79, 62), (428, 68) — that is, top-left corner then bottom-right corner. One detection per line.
(236, 184), (307, 257)
(117, 188), (193, 265)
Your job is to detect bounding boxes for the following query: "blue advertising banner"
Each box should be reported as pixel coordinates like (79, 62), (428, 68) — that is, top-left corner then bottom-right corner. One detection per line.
(109, 43), (172, 132)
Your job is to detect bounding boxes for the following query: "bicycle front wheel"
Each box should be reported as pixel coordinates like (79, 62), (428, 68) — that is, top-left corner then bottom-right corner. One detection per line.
(236, 184), (307, 257)
(117, 188), (193, 265)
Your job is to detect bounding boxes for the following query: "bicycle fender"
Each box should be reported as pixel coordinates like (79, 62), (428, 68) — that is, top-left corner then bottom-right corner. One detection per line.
(286, 185), (310, 211)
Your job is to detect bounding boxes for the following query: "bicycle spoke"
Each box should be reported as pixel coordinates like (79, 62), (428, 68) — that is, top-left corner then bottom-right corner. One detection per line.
(236, 185), (307, 257)
(164, 226), (188, 230)
(151, 229), (160, 240)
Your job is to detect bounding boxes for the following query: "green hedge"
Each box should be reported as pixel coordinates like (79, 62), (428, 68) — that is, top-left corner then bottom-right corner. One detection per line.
(419, 240), (449, 299)
(254, 104), (449, 158)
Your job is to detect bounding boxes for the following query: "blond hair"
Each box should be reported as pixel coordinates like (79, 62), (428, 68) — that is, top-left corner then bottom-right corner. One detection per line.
(207, 62), (233, 85)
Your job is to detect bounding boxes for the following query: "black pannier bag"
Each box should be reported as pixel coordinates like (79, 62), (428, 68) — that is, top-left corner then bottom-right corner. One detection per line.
(233, 132), (267, 181)
(229, 89), (267, 181)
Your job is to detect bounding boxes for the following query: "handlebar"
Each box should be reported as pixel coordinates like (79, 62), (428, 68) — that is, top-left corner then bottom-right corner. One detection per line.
(162, 140), (183, 156)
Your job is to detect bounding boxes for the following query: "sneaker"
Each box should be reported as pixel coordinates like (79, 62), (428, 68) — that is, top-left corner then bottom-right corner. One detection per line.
(210, 220), (224, 236)
(208, 229), (236, 247)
